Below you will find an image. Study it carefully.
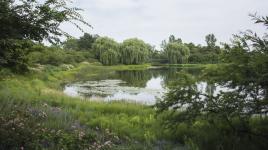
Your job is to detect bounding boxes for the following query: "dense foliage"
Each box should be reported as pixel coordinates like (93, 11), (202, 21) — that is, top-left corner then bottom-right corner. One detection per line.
(120, 38), (151, 65)
(100, 49), (119, 65)
(156, 15), (268, 150)
(187, 41), (221, 64)
(150, 34), (221, 65)
(0, 0), (90, 72)
(160, 35), (190, 64)
(28, 45), (95, 66)
(63, 33), (99, 51)
(0, 39), (34, 72)
(164, 42), (190, 64)
(0, 102), (102, 150)
(85, 37), (151, 65)
(91, 37), (120, 65)
(205, 34), (217, 48)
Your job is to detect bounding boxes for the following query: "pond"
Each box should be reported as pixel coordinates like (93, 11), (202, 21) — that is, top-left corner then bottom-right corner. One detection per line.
(63, 67), (222, 105)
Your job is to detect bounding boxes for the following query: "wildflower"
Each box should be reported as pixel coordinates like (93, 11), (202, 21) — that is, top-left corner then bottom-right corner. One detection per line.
(43, 103), (48, 107)
(41, 111), (47, 118)
(78, 131), (85, 140)
(104, 140), (112, 146)
(114, 135), (120, 140)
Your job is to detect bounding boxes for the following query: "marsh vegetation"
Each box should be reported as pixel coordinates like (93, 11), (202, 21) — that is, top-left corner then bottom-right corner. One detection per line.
(0, 0), (268, 150)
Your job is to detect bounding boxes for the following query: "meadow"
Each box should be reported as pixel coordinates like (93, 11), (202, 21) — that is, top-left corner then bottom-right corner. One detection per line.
(1, 1), (267, 149)
(0, 63), (185, 149)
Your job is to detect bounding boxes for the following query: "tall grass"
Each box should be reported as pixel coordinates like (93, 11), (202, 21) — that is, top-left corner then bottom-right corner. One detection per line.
(0, 63), (182, 149)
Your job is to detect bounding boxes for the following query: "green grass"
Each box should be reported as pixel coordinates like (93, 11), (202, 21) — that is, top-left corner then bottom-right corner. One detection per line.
(153, 63), (219, 68)
(0, 62), (181, 149)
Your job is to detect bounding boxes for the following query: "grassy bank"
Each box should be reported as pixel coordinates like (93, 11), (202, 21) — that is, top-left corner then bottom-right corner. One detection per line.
(0, 62), (183, 149)
(152, 63), (220, 68)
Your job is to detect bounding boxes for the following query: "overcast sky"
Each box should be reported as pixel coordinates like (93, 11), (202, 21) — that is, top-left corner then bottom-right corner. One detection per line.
(61, 0), (268, 48)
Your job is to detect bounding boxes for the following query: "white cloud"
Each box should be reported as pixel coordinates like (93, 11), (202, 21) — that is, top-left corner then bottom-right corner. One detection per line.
(61, 0), (268, 48)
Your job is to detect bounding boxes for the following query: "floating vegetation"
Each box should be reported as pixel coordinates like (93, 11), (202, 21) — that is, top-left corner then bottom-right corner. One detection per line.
(64, 78), (167, 105)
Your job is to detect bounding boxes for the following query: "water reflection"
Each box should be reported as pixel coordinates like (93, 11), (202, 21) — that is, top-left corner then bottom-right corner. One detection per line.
(116, 70), (151, 87)
(63, 67), (218, 105)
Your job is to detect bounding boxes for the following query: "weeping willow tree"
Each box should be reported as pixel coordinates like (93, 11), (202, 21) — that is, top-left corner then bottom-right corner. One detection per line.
(164, 42), (190, 64)
(120, 38), (150, 65)
(92, 37), (119, 60)
(100, 49), (119, 65)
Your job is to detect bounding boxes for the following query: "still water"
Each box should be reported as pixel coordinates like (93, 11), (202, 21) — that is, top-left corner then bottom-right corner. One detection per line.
(64, 67), (219, 105)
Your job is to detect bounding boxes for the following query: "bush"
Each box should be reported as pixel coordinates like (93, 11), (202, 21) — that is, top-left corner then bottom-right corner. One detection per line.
(0, 39), (33, 73)
(28, 47), (95, 66)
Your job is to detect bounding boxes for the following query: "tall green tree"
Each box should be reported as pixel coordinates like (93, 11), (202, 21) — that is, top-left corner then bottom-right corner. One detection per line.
(164, 42), (190, 64)
(77, 33), (99, 50)
(100, 49), (119, 65)
(63, 38), (79, 50)
(185, 34), (221, 64)
(205, 34), (217, 48)
(92, 37), (119, 60)
(161, 35), (182, 49)
(120, 38), (150, 65)
(63, 33), (98, 51)
(168, 35), (182, 43)
(156, 15), (268, 150)
(0, 0), (90, 72)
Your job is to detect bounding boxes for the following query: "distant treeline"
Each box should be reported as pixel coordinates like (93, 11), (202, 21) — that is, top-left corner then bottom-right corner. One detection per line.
(0, 0), (223, 73)
(61, 33), (222, 66)
(6, 33), (222, 72)
(0, 0), (222, 71)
